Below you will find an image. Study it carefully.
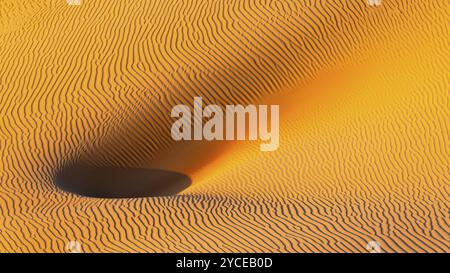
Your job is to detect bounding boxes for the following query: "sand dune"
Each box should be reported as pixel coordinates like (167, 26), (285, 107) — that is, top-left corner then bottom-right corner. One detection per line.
(0, 0), (448, 252)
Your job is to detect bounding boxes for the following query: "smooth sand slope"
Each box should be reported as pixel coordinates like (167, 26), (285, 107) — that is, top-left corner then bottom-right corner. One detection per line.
(0, 0), (448, 252)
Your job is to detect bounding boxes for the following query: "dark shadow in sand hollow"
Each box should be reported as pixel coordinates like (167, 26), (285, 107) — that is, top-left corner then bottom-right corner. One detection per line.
(54, 164), (191, 198)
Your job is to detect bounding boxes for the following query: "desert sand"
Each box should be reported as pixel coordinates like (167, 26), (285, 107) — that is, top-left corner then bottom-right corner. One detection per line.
(0, 0), (448, 252)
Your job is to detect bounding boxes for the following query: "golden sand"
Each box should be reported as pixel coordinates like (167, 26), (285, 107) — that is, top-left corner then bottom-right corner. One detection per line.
(0, 0), (448, 252)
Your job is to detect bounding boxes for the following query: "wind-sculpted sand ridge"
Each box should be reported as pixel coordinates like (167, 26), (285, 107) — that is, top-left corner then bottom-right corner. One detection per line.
(0, 0), (448, 252)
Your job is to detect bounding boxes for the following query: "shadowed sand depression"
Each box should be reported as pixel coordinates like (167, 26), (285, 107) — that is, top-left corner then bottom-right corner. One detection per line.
(54, 164), (191, 198)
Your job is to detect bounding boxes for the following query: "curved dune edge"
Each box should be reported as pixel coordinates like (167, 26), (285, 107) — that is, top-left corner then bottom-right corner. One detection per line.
(0, 1), (449, 252)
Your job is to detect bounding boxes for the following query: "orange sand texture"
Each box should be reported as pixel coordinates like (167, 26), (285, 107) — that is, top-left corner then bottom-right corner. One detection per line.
(0, 0), (449, 252)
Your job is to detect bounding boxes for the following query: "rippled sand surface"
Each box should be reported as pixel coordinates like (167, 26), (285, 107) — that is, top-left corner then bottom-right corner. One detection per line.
(0, 1), (448, 252)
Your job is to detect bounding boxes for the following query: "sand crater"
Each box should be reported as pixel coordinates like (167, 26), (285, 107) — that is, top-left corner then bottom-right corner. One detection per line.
(54, 164), (191, 198)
